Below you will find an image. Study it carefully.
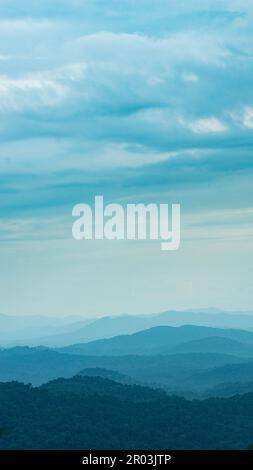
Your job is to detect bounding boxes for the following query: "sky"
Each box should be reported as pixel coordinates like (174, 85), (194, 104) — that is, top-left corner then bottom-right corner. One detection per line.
(0, 0), (252, 316)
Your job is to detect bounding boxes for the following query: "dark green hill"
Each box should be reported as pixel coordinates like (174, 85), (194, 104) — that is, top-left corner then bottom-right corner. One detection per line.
(78, 367), (134, 384)
(41, 375), (166, 401)
(1, 377), (253, 449)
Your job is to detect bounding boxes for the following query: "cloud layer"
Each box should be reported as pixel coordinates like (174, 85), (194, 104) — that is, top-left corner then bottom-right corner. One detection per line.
(0, 1), (252, 315)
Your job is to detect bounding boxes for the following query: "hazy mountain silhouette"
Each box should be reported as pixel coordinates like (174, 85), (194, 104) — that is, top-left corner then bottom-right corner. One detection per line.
(203, 381), (253, 398)
(29, 310), (253, 347)
(171, 336), (253, 357)
(2, 309), (253, 347)
(0, 344), (250, 394)
(188, 362), (253, 390)
(57, 325), (253, 356)
(0, 313), (91, 347)
(2, 325), (253, 396)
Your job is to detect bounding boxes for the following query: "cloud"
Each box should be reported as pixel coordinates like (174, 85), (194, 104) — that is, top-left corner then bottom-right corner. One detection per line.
(0, 63), (86, 110)
(227, 106), (253, 130)
(243, 107), (253, 129)
(0, 19), (53, 31)
(182, 73), (199, 82)
(0, 0), (252, 216)
(180, 117), (228, 134)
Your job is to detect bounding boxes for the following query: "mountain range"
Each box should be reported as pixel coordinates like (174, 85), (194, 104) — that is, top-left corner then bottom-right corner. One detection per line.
(2, 324), (253, 397)
(57, 324), (253, 356)
(2, 309), (253, 347)
(2, 316), (253, 449)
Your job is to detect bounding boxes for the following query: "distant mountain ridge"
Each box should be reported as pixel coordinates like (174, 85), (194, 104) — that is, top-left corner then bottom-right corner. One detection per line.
(2, 309), (253, 347)
(58, 325), (253, 356)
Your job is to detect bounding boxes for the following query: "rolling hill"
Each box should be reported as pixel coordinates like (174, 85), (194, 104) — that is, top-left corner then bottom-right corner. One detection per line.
(0, 344), (250, 395)
(2, 325), (253, 395)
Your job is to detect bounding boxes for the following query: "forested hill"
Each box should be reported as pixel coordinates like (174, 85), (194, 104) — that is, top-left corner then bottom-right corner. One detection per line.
(1, 376), (253, 450)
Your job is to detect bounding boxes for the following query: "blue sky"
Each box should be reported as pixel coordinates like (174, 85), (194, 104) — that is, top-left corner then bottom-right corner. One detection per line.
(0, 0), (252, 316)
